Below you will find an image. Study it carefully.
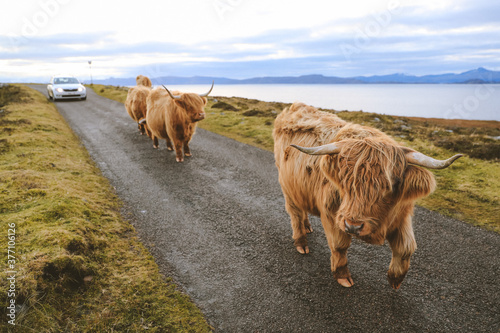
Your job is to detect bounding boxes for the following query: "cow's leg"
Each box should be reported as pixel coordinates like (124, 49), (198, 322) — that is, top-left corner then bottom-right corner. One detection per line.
(173, 140), (184, 162)
(153, 136), (159, 149)
(284, 198), (310, 254)
(304, 216), (313, 233)
(138, 123), (145, 135)
(321, 215), (353, 287)
(166, 137), (174, 151)
(386, 218), (416, 290)
(183, 142), (191, 157)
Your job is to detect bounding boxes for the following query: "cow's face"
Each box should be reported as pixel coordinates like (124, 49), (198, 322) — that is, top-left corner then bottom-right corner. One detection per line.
(177, 94), (207, 122)
(292, 134), (459, 242)
(319, 139), (408, 243)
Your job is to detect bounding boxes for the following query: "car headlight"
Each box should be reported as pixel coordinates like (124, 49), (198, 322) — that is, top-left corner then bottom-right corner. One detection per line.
(78, 87), (85, 92)
(56, 87), (64, 92)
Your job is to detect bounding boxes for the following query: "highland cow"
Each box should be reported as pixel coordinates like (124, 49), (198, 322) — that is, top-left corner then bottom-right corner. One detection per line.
(144, 82), (213, 162)
(125, 85), (151, 135)
(273, 102), (462, 289)
(136, 75), (152, 87)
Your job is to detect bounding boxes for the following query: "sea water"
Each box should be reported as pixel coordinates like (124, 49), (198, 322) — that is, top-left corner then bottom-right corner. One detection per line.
(158, 83), (500, 121)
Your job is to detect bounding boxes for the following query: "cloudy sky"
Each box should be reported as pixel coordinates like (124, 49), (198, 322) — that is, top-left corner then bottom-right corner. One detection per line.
(1, 0), (499, 82)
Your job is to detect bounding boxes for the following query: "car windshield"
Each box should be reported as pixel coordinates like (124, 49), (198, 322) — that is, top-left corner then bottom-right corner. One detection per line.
(54, 77), (79, 84)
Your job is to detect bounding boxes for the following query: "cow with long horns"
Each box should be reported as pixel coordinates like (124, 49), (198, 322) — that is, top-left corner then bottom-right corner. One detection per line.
(144, 82), (213, 162)
(273, 102), (462, 289)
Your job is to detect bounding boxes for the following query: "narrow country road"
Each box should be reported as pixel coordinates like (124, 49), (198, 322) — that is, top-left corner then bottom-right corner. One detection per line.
(30, 85), (499, 332)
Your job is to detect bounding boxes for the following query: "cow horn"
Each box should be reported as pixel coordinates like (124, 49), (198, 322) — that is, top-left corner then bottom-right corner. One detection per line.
(138, 118), (147, 124)
(199, 81), (214, 97)
(290, 143), (342, 155)
(405, 151), (463, 169)
(162, 85), (181, 100)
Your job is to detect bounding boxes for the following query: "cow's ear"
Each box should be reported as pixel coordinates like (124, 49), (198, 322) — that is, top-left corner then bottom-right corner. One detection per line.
(400, 165), (436, 202)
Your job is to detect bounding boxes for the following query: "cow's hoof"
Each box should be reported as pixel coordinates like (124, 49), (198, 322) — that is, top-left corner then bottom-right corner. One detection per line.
(334, 265), (353, 287)
(176, 158), (184, 163)
(294, 236), (308, 254)
(167, 147), (173, 151)
(305, 225), (313, 233)
(387, 273), (405, 290)
(153, 145), (159, 149)
(185, 152), (192, 157)
(337, 277), (354, 288)
(391, 282), (402, 290)
(296, 245), (309, 254)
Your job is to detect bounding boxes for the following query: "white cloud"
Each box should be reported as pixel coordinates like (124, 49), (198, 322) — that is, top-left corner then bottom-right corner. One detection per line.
(232, 43), (275, 51)
(1, 0), (499, 81)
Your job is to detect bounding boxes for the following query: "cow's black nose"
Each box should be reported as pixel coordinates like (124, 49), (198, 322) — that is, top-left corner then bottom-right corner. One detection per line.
(344, 220), (364, 235)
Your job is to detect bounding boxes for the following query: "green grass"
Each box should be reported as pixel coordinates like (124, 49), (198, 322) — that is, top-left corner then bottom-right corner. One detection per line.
(89, 86), (500, 233)
(0, 85), (212, 332)
(88, 84), (129, 104)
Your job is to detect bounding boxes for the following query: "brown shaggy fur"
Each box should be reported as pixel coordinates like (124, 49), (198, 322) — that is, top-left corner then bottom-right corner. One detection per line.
(273, 102), (437, 289)
(145, 88), (207, 162)
(136, 75), (152, 87)
(124, 85), (151, 135)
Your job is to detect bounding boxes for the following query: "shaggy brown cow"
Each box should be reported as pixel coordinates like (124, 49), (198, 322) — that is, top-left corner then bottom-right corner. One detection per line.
(125, 85), (151, 135)
(273, 102), (462, 289)
(136, 75), (152, 87)
(144, 82), (213, 162)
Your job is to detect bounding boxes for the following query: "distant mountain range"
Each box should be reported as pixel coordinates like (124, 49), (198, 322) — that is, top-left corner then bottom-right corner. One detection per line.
(92, 67), (500, 86)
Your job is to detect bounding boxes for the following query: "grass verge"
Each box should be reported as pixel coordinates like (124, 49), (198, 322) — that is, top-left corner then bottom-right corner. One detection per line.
(89, 84), (129, 104)
(90, 86), (500, 233)
(0, 84), (211, 332)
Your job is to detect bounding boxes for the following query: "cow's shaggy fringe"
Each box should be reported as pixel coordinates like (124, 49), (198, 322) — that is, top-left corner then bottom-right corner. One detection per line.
(334, 137), (407, 219)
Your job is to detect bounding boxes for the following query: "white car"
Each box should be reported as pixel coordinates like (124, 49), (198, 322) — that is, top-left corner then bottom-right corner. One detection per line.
(47, 76), (87, 101)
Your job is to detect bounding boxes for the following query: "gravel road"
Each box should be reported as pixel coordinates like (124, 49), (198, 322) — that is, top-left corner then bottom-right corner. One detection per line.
(30, 85), (499, 332)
